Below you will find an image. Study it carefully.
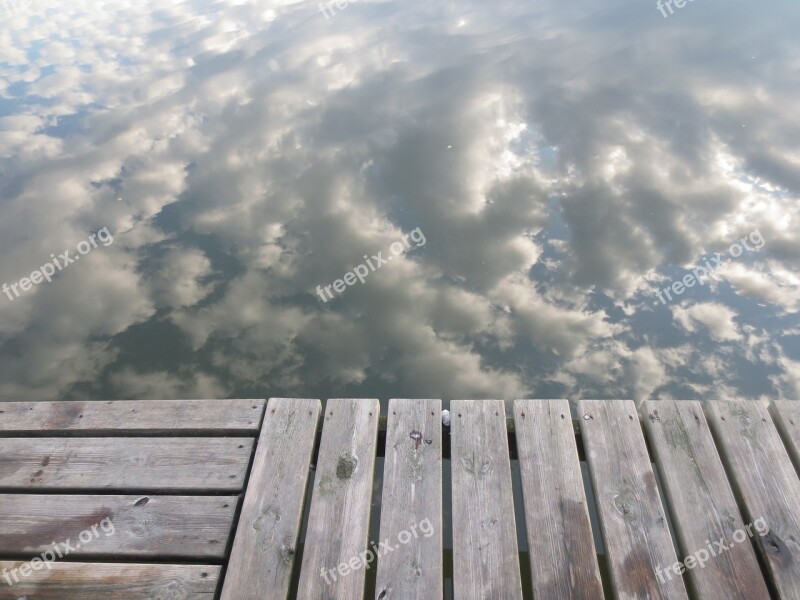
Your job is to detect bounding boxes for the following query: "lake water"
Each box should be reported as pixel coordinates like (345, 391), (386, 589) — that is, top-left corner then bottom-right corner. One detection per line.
(0, 0), (797, 403)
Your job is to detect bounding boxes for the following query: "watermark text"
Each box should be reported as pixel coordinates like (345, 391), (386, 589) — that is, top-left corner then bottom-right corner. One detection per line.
(316, 227), (426, 302)
(320, 517), (434, 584)
(653, 229), (765, 305)
(3, 227), (114, 303)
(656, 517), (768, 583)
(2, 517), (116, 587)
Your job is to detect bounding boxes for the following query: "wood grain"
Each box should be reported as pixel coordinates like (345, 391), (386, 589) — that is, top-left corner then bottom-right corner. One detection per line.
(0, 562), (219, 598)
(0, 494), (237, 559)
(770, 401), (800, 473)
(375, 399), (443, 600)
(0, 400), (265, 434)
(514, 399), (603, 599)
(579, 400), (688, 600)
(451, 399), (523, 600)
(221, 398), (321, 600)
(642, 401), (770, 599)
(297, 398), (380, 599)
(0, 438), (253, 491)
(705, 401), (800, 599)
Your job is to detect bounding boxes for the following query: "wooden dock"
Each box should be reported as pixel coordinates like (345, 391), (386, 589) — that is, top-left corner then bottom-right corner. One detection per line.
(1, 398), (799, 598)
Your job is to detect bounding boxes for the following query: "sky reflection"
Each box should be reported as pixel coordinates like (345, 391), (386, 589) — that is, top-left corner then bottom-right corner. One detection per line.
(0, 0), (797, 404)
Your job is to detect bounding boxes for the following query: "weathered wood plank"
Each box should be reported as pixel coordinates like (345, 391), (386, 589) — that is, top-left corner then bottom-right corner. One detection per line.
(513, 399), (603, 599)
(642, 401), (770, 599)
(451, 399), (522, 600)
(375, 398), (443, 600)
(221, 398), (321, 600)
(579, 400), (688, 600)
(770, 401), (800, 473)
(705, 401), (800, 599)
(0, 562), (219, 598)
(0, 399), (265, 434)
(297, 398), (380, 599)
(0, 494), (237, 559)
(0, 438), (253, 491)
(381, 414), (584, 437)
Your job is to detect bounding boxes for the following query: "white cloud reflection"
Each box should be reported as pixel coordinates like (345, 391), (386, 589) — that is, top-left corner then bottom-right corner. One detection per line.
(0, 0), (797, 403)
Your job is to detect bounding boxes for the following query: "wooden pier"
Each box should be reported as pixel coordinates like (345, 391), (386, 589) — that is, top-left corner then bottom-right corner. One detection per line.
(1, 398), (799, 599)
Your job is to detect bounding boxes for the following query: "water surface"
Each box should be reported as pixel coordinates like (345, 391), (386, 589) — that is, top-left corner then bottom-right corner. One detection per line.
(0, 0), (798, 402)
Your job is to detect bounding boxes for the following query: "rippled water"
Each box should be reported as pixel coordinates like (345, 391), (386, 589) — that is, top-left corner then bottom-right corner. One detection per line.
(0, 0), (797, 402)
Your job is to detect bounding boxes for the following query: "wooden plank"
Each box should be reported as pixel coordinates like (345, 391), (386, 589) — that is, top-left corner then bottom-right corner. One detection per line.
(513, 399), (603, 599)
(0, 438), (253, 491)
(375, 399), (443, 600)
(770, 401), (800, 472)
(579, 400), (688, 600)
(379, 414), (584, 436)
(0, 399), (265, 434)
(705, 400), (800, 599)
(221, 398), (321, 600)
(642, 401), (770, 599)
(0, 562), (219, 598)
(451, 399), (523, 600)
(296, 398), (380, 599)
(0, 494), (237, 559)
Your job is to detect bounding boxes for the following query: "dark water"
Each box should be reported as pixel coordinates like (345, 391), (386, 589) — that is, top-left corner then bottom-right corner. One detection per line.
(0, 0), (798, 403)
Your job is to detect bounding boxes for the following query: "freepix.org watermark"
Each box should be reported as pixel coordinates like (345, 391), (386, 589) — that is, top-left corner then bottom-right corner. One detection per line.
(2, 517), (116, 587)
(318, 0), (357, 20)
(315, 227), (426, 302)
(655, 517), (768, 583)
(653, 229), (765, 306)
(2, 227), (114, 303)
(320, 517), (435, 584)
(656, 0), (697, 18)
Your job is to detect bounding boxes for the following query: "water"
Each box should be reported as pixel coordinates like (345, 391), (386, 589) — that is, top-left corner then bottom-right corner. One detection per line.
(0, 0), (798, 403)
